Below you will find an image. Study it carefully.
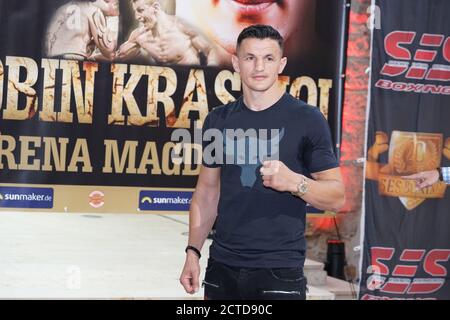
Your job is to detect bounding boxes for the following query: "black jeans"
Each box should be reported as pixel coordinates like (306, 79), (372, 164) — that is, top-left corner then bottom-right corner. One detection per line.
(203, 258), (308, 300)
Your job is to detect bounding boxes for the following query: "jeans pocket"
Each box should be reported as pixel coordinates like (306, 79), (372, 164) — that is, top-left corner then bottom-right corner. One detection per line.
(203, 259), (220, 288)
(269, 267), (304, 282)
(202, 260), (224, 300)
(205, 258), (216, 273)
(260, 272), (308, 300)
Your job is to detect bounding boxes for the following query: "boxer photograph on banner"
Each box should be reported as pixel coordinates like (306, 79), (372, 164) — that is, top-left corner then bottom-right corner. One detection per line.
(116, 0), (219, 65)
(45, 0), (120, 61)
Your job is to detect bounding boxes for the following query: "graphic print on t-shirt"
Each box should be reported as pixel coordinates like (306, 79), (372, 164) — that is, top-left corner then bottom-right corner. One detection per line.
(223, 128), (285, 188)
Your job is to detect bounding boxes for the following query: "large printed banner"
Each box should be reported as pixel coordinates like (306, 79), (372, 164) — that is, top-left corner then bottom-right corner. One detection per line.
(360, 0), (450, 299)
(0, 0), (346, 213)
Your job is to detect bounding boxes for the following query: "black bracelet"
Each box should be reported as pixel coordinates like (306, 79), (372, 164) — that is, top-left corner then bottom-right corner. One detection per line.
(438, 167), (444, 182)
(185, 245), (201, 259)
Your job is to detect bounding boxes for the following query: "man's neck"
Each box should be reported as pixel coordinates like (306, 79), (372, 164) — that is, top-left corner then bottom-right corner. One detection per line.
(242, 83), (285, 112)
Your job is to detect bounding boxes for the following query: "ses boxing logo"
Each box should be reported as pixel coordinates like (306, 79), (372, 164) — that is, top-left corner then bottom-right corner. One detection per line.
(366, 131), (449, 210)
(0, 187), (53, 209)
(376, 31), (450, 95)
(139, 190), (192, 211)
(362, 247), (450, 300)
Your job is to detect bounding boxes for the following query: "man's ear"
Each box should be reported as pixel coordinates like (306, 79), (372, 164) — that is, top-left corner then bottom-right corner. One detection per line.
(231, 55), (240, 73)
(154, 1), (160, 11)
(278, 57), (287, 74)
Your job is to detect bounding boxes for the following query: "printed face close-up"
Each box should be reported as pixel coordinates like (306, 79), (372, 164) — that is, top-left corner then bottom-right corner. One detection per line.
(132, 0), (158, 29)
(176, 0), (309, 54)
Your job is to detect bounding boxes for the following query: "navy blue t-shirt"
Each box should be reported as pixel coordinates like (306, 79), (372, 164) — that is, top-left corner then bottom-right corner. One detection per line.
(202, 93), (338, 268)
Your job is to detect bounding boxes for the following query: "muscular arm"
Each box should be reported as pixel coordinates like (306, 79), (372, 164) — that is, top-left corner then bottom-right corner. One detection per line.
(261, 162), (345, 212)
(188, 165), (220, 250)
(300, 168), (345, 212)
(115, 41), (141, 60)
(178, 20), (221, 65)
(115, 29), (145, 60)
(177, 19), (213, 55)
(191, 35), (213, 55)
(88, 8), (117, 60)
(180, 165), (220, 294)
(205, 46), (222, 66)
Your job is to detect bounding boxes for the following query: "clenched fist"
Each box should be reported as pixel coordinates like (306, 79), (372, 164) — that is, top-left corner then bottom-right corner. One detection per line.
(259, 160), (301, 193)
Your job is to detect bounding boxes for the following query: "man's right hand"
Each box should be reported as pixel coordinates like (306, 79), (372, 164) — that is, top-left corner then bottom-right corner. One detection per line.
(179, 252), (201, 294)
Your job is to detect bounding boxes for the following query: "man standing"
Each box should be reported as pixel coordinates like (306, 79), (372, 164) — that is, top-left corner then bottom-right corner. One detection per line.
(179, 25), (345, 300)
(45, 0), (119, 60)
(116, 0), (218, 65)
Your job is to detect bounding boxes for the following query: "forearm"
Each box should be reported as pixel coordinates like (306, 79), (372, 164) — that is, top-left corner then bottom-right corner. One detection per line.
(289, 173), (345, 212)
(206, 47), (220, 66)
(95, 34), (117, 60)
(89, 11), (117, 59)
(89, 52), (112, 61)
(116, 41), (140, 60)
(191, 36), (211, 55)
(188, 189), (219, 250)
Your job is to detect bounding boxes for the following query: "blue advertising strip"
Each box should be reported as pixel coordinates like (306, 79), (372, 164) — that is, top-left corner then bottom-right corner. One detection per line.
(139, 190), (193, 211)
(0, 187), (54, 209)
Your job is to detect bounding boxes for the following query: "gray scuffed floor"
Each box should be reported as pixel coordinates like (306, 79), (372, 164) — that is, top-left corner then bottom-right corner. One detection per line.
(0, 211), (355, 299)
(0, 211), (205, 299)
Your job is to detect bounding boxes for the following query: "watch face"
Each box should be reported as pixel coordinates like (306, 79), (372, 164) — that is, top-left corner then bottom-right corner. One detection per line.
(299, 184), (308, 193)
(297, 179), (308, 194)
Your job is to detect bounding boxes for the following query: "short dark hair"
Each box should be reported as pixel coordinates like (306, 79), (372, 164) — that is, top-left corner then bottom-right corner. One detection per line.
(236, 25), (284, 52)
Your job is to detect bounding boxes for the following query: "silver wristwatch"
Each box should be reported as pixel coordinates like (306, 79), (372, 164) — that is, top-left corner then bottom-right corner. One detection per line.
(291, 176), (309, 197)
